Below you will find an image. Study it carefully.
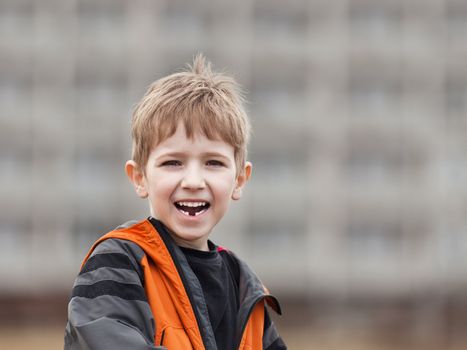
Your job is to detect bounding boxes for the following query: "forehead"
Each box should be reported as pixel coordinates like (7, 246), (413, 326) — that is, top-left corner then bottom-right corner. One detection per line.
(151, 123), (235, 157)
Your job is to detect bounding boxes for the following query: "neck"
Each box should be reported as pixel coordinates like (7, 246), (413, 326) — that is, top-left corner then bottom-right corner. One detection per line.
(173, 237), (209, 251)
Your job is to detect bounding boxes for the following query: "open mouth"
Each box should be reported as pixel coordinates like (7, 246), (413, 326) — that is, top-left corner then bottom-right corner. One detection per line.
(174, 201), (210, 217)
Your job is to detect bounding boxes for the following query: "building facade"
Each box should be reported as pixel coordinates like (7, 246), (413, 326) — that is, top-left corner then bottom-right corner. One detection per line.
(1, 0), (467, 311)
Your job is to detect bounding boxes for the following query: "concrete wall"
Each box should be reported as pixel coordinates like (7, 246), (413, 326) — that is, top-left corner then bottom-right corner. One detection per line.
(1, 0), (467, 303)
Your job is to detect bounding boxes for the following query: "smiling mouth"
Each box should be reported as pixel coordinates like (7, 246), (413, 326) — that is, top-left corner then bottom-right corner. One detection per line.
(174, 201), (210, 217)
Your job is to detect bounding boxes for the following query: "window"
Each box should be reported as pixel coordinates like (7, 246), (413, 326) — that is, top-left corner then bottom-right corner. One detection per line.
(74, 149), (119, 195)
(251, 57), (309, 120)
(345, 135), (404, 184)
(72, 217), (114, 256)
(248, 214), (307, 258)
(439, 224), (467, 266)
(346, 215), (404, 259)
(439, 152), (467, 188)
(0, 73), (32, 119)
(349, 0), (403, 40)
(249, 125), (310, 184)
(446, 0), (467, 39)
(0, 147), (31, 183)
(77, 0), (126, 39)
(0, 0), (34, 37)
(349, 64), (402, 119)
(253, 0), (309, 41)
(250, 150), (309, 185)
(246, 176), (308, 259)
(75, 67), (128, 122)
(161, 0), (209, 38)
(445, 74), (467, 128)
(0, 220), (31, 263)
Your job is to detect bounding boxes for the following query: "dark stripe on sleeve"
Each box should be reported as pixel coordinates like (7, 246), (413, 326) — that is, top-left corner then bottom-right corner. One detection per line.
(72, 280), (147, 301)
(80, 253), (135, 275)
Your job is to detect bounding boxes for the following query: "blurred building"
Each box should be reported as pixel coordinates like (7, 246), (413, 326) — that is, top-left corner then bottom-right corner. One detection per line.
(1, 0), (467, 343)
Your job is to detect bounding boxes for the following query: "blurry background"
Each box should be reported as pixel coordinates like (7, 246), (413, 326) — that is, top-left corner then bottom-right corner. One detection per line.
(1, 0), (467, 349)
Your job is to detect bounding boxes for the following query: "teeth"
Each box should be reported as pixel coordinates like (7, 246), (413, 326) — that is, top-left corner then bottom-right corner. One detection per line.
(177, 201), (207, 207)
(175, 201), (209, 217)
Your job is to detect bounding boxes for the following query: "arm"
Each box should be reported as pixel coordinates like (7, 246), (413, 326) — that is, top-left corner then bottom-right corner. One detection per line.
(263, 307), (287, 350)
(64, 239), (165, 350)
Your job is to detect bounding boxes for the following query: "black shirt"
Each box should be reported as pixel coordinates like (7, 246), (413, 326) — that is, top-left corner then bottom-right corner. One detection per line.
(180, 242), (238, 350)
(180, 242), (287, 350)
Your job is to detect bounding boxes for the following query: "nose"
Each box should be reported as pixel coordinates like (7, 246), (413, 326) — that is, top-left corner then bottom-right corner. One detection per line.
(181, 163), (206, 190)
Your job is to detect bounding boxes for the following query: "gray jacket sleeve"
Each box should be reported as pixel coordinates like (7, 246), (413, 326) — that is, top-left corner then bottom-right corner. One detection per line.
(64, 239), (164, 350)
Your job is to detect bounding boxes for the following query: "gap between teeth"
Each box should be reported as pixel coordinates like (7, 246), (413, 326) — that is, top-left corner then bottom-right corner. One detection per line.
(180, 209), (206, 216)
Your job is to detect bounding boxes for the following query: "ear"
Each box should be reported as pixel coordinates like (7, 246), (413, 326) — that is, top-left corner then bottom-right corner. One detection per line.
(125, 160), (148, 199)
(232, 161), (252, 201)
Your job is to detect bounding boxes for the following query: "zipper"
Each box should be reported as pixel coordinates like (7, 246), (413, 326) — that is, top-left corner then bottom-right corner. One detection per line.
(160, 329), (165, 346)
(149, 218), (216, 349)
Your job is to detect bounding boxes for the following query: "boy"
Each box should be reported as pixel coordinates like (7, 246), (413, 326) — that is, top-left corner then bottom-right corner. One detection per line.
(64, 55), (287, 350)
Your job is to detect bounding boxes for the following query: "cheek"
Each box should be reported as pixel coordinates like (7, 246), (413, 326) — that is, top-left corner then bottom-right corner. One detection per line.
(146, 175), (177, 198)
(212, 176), (238, 198)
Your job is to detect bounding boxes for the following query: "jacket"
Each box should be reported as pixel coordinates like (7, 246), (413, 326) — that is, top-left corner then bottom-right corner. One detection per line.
(64, 218), (283, 349)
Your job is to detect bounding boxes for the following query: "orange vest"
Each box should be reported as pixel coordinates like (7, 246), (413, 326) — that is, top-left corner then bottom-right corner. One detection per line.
(81, 219), (279, 350)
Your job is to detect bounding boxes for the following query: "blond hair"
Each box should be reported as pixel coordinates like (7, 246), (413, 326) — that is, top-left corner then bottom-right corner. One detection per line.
(131, 54), (250, 175)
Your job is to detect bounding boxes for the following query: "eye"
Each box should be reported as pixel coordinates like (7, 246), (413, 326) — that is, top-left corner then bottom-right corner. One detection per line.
(206, 160), (225, 167)
(160, 160), (182, 167)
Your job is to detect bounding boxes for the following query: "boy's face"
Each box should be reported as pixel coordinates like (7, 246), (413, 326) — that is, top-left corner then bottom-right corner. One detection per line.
(126, 123), (251, 251)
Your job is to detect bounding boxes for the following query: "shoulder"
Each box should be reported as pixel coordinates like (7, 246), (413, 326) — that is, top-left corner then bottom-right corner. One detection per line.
(82, 237), (146, 283)
(216, 247), (239, 286)
(217, 245), (240, 266)
(73, 237), (149, 303)
(86, 220), (147, 266)
(217, 246), (255, 277)
(91, 238), (145, 263)
(217, 246), (261, 289)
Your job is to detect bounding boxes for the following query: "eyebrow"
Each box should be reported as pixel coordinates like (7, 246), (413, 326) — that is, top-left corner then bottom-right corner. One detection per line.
(203, 152), (231, 160)
(155, 152), (186, 159)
